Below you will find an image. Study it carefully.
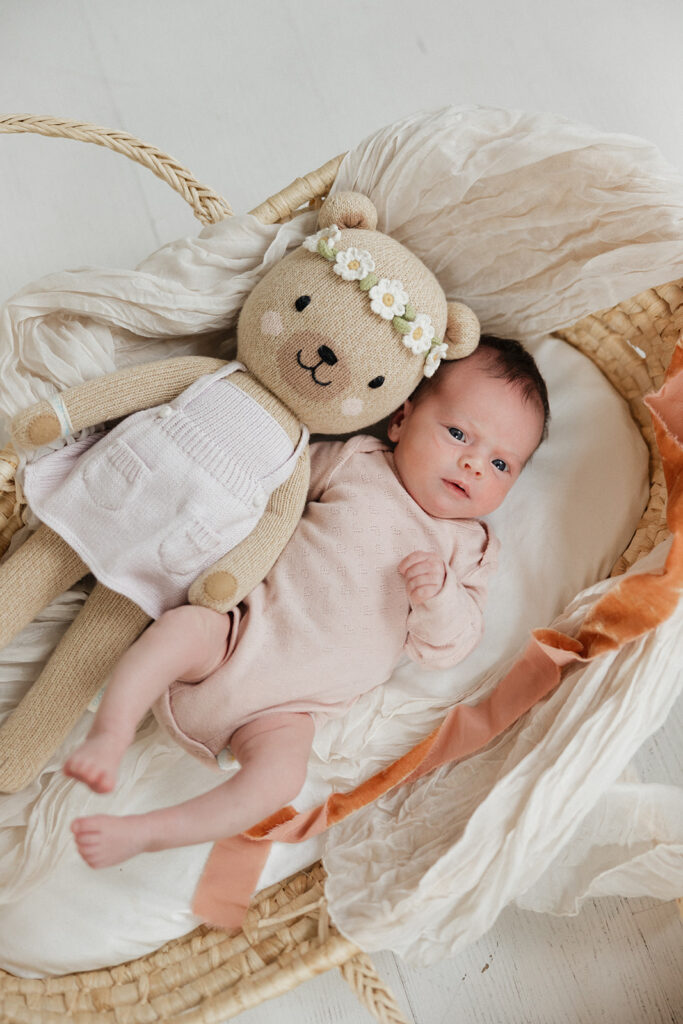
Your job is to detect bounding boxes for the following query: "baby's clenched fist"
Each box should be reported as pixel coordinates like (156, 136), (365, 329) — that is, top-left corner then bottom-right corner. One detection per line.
(398, 550), (446, 606)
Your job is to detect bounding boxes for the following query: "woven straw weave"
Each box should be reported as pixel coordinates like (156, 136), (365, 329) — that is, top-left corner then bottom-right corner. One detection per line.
(0, 864), (408, 1023)
(0, 117), (678, 1022)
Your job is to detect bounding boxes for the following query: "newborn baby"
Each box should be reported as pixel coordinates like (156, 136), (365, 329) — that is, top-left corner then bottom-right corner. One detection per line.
(65, 336), (549, 868)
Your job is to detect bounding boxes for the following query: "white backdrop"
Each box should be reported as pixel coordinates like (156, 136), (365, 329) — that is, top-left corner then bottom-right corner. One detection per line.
(1, 0), (682, 298)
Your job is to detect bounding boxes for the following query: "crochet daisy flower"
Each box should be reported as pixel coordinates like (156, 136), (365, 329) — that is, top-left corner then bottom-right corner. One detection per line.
(424, 342), (449, 378)
(402, 312), (435, 355)
(334, 247), (375, 281)
(303, 224), (342, 253)
(369, 279), (409, 321)
(301, 226), (445, 377)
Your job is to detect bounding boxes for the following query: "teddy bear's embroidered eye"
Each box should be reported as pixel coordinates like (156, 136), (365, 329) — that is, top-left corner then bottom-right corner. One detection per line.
(294, 295), (311, 312)
(368, 376), (385, 389)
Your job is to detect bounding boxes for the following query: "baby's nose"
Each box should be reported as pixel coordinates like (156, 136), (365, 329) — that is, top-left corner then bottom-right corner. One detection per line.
(460, 453), (483, 477)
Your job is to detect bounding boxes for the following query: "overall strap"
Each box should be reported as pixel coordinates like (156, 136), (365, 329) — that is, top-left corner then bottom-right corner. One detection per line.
(173, 360), (245, 409)
(261, 424), (310, 491)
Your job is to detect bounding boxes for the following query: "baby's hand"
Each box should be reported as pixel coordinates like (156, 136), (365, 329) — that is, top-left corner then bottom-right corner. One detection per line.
(398, 550), (446, 606)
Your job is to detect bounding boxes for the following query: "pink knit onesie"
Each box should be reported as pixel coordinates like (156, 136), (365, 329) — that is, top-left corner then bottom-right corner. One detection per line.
(154, 435), (499, 764)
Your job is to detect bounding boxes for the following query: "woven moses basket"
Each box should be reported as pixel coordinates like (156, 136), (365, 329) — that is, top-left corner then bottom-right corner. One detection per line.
(0, 116), (680, 1024)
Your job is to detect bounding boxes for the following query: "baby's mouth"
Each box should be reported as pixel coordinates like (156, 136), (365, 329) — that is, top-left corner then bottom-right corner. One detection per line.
(444, 479), (469, 497)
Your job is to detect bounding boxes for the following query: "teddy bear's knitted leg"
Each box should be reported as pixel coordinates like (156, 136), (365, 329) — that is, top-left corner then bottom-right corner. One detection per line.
(0, 524), (89, 650)
(0, 583), (150, 793)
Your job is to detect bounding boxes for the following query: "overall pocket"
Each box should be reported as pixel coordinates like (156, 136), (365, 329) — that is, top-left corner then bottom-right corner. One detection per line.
(82, 438), (148, 511)
(158, 513), (227, 578)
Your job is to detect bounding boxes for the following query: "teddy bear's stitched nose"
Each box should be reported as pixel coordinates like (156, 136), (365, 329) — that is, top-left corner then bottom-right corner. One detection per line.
(317, 345), (338, 366)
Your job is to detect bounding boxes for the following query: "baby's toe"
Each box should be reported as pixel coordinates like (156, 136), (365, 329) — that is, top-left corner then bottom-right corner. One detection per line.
(72, 816), (101, 837)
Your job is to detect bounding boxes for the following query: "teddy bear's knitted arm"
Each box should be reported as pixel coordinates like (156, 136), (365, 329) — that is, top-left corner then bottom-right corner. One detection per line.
(11, 355), (228, 449)
(188, 448), (311, 613)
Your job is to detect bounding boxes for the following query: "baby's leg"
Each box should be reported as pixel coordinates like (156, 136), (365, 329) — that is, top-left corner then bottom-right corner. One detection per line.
(64, 605), (231, 793)
(72, 712), (315, 868)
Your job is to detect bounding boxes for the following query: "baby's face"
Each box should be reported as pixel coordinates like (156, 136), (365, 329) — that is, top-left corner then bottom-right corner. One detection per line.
(387, 353), (545, 519)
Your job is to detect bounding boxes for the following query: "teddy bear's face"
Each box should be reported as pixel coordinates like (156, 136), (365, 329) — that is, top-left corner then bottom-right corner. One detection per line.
(236, 230), (446, 434)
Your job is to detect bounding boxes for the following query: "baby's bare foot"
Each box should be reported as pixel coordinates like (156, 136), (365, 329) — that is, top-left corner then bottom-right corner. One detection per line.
(71, 815), (151, 868)
(63, 729), (131, 793)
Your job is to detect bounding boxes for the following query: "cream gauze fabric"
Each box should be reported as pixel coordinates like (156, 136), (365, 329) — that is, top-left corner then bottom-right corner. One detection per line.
(0, 106), (681, 975)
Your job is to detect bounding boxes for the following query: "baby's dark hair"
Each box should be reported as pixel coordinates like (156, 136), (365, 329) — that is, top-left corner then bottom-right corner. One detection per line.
(475, 335), (550, 442)
(413, 334), (551, 444)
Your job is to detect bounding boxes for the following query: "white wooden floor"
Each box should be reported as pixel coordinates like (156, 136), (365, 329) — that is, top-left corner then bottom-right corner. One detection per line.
(0, 2), (681, 1021)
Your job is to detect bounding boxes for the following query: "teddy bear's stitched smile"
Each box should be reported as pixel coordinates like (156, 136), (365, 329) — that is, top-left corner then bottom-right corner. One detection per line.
(296, 349), (334, 387)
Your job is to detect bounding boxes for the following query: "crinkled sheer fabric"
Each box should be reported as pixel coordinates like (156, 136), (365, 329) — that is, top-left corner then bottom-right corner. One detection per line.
(0, 106), (678, 975)
(332, 106), (683, 340)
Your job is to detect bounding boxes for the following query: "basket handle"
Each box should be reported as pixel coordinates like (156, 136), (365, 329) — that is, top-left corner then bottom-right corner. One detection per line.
(0, 114), (233, 225)
(248, 154), (344, 225)
(1, 113), (345, 227)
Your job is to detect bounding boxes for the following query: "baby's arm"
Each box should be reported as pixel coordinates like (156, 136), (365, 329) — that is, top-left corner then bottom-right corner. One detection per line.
(11, 355), (227, 448)
(189, 447), (311, 612)
(400, 542), (496, 668)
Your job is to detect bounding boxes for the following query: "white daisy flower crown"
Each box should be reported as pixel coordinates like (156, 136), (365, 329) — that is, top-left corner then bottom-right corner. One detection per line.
(303, 225), (447, 378)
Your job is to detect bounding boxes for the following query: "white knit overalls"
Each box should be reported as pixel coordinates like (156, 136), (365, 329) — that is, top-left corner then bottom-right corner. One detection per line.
(24, 362), (309, 618)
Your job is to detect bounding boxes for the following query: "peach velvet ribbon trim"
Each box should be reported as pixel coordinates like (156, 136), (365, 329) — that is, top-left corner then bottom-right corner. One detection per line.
(193, 339), (683, 931)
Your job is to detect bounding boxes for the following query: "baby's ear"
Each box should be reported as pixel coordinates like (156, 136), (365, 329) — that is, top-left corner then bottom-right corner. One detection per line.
(442, 301), (480, 361)
(318, 191), (378, 231)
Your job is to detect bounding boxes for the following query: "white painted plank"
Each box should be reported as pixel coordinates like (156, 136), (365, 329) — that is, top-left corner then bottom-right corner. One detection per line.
(633, 693), (683, 786)
(628, 898), (683, 1018)
(0, 3), (167, 295)
(393, 898), (682, 1024)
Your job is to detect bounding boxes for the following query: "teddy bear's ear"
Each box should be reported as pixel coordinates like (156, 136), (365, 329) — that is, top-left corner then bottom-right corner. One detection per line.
(442, 301), (480, 361)
(318, 191), (378, 232)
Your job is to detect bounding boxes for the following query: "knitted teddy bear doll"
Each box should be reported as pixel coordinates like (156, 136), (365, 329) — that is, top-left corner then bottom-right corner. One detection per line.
(0, 191), (479, 792)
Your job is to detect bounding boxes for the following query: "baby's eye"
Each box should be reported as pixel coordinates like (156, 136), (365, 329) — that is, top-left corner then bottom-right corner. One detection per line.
(492, 458), (509, 472)
(448, 427), (465, 441)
